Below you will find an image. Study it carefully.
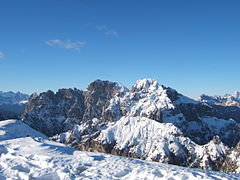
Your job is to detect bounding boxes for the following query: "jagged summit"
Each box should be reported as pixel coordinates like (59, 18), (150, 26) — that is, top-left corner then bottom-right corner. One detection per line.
(132, 78), (160, 92)
(131, 78), (177, 94)
(86, 79), (128, 94)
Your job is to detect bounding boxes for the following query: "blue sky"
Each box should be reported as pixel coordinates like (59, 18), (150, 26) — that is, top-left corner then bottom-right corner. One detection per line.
(0, 0), (240, 98)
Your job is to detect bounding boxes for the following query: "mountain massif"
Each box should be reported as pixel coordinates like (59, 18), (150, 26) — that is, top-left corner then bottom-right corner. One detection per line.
(19, 79), (240, 173)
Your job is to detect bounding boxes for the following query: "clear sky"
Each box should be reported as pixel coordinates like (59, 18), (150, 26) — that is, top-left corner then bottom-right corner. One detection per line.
(0, 0), (240, 98)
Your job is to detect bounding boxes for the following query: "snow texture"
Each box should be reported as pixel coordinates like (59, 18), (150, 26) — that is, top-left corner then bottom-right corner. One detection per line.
(1, 120), (239, 180)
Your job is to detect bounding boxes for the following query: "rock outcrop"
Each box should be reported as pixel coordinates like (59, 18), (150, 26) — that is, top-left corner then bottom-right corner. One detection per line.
(221, 141), (240, 173)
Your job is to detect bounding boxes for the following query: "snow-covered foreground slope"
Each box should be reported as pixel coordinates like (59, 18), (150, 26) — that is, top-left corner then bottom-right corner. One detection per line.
(0, 120), (239, 180)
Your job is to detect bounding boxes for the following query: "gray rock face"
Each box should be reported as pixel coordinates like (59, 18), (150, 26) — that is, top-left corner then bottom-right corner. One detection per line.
(23, 88), (85, 136)
(22, 79), (240, 172)
(23, 80), (126, 136)
(83, 80), (127, 122)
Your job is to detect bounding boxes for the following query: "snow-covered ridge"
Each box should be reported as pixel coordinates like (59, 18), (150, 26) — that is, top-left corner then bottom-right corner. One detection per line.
(98, 116), (185, 162)
(96, 116), (230, 170)
(1, 119), (239, 180)
(57, 116), (232, 171)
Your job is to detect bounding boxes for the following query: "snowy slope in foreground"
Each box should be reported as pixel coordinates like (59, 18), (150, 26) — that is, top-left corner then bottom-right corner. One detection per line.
(0, 120), (239, 180)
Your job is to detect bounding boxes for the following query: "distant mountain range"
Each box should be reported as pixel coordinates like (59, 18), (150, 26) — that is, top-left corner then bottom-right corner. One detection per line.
(4, 79), (235, 173)
(197, 91), (240, 106)
(0, 91), (29, 120)
(0, 91), (29, 105)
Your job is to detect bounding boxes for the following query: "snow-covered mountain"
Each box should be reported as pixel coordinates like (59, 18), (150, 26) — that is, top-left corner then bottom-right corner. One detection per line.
(1, 120), (239, 180)
(0, 91), (29, 120)
(21, 79), (240, 172)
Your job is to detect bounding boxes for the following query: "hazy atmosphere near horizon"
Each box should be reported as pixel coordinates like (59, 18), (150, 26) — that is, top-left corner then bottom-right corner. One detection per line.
(0, 0), (240, 98)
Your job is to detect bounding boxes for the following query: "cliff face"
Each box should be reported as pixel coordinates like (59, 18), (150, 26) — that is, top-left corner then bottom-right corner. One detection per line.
(23, 88), (85, 136)
(22, 80), (126, 136)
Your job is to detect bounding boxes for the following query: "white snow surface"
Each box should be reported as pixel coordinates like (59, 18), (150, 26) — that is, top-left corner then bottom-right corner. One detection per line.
(0, 120), (239, 180)
(0, 120), (48, 141)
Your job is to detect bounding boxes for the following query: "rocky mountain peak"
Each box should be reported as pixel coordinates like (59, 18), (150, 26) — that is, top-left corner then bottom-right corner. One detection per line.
(86, 79), (127, 97)
(131, 78), (161, 93)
